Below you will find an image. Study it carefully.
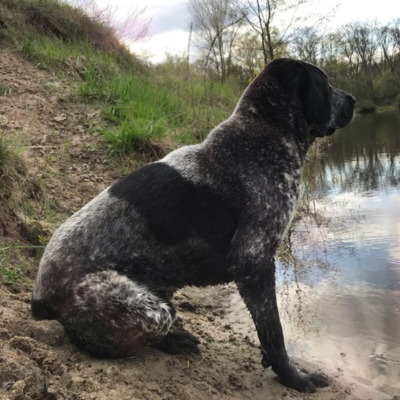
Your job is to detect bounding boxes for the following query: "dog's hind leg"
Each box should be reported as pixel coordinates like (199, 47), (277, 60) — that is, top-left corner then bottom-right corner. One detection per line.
(60, 270), (174, 358)
(148, 297), (200, 354)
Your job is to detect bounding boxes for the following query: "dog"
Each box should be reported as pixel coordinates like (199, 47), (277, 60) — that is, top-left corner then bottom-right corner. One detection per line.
(32, 59), (355, 393)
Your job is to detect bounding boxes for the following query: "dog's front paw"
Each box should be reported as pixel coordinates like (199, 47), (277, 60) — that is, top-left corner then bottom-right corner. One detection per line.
(153, 326), (200, 354)
(275, 365), (330, 393)
(305, 372), (330, 388)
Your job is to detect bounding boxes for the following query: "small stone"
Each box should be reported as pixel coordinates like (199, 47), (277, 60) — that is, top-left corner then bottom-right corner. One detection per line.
(53, 115), (67, 123)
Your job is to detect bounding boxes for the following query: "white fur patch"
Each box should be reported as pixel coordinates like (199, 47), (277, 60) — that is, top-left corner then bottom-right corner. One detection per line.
(74, 270), (172, 336)
(159, 144), (205, 184)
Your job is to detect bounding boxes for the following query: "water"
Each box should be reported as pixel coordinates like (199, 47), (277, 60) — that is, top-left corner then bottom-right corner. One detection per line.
(227, 112), (400, 398)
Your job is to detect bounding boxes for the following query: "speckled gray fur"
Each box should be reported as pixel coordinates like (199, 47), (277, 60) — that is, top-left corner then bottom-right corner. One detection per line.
(32, 59), (355, 391)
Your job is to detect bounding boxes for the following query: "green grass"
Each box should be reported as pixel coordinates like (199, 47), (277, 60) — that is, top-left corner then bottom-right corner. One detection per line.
(0, 242), (43, 286)
(79, 65), (241, 155)
(0, 83), (11, 95)
(0, 135), (13, 170)
(21, 36), (123, 77)
(79, 69), (184, 153)
(0, 130), (28, 178)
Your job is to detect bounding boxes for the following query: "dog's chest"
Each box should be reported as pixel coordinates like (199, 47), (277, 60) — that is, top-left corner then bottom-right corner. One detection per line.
(277, 170), (301, 238)
(250, 167), (301, 240)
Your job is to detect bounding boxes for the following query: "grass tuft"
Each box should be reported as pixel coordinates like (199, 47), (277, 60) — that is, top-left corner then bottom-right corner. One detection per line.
(0, 242), (42, 286)
(0, 135), (13, 171)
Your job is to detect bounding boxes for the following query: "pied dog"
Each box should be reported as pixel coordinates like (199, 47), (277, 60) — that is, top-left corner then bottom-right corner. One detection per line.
(32, 59), (355, 392)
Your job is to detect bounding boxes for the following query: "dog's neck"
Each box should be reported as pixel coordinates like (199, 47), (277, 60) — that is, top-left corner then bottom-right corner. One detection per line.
(204, 107), (314, 166)
(201, 113), (313, 182)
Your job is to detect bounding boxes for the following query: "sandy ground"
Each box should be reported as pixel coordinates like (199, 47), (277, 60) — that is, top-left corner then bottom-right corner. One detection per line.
(0, 47), (397, 400)
(0, 283), (388, 400)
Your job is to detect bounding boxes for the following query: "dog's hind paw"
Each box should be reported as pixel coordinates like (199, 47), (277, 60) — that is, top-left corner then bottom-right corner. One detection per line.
(153, 326), (200, 354)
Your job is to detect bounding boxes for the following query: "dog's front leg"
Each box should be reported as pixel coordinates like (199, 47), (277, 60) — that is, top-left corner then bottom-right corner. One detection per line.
(232, 259), (329, 393)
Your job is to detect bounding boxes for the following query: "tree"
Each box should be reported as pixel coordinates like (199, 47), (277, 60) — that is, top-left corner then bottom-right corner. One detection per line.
(390, 19), (400, 73)
(348, 22), (379, 88)
(341, 26), (362, 77)
(243, 0), (321, 64)
(291, 26), (321, 64)
(242, 0), (285, 63)
(233, 31), (265, 80)
(188, 0), (245, 81)
(379, 25), (395, 73)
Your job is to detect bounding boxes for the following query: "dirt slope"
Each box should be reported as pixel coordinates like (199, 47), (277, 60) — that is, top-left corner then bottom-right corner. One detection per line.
(0, 47), (392, 400)
(0, 47), (119, 222)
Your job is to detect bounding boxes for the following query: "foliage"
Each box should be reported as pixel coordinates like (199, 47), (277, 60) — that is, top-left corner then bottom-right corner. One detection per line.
(79, 57), (241, 154)
(233, 31), (265, 81)
(289, 20), (400, 104)
(189, 1), (400, 105)
(0, 242), (42, 285)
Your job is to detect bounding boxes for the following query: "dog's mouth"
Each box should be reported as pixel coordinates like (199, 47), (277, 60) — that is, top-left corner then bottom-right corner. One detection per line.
(325, 106), (355, 137)
(310, 125), (336, 137)
(332, 108), (355, 131)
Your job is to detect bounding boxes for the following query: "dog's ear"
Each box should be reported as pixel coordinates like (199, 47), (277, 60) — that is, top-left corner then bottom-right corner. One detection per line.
(297, 63), (332, 126)
(266, 59), (332, 126)
(265, 59), (303, 92)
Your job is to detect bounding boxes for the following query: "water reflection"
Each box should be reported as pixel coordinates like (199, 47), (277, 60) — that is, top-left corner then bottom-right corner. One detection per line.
(282, 112), (400, 398)
(305, 111), (400, 196)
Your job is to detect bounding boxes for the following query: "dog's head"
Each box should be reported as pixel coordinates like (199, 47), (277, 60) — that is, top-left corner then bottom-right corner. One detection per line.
(251, 59), (355, 137)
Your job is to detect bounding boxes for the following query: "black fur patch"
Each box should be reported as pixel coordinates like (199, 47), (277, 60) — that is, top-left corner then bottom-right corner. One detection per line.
(109, 162), (238, 251)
